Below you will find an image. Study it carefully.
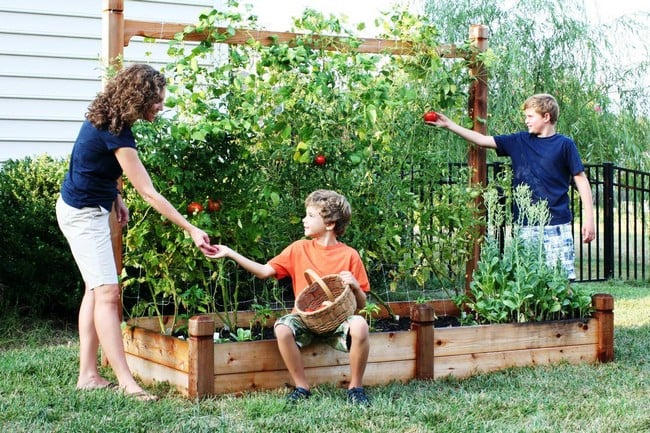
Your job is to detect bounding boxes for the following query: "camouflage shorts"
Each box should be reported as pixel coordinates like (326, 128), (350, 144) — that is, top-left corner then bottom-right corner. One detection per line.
(274, 313), (363, 352)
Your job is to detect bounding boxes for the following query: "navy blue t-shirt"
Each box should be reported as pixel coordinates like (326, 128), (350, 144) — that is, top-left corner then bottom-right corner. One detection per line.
(60, 120), (136, 211)
(494, 131), (585, 225)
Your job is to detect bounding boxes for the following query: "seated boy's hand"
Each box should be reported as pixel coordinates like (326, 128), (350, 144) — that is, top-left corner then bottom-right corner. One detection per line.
(339, 271), (360, 292)
(206, 244), (230, 259)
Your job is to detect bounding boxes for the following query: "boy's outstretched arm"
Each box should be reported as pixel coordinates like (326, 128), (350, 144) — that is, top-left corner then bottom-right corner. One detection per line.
(425, 112), (497, 149)
(573, 172), (596, 243)
(208, 245), (277, 279)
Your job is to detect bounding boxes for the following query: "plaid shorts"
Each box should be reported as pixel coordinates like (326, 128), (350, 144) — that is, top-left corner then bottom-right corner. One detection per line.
(519, 223), (576, 280)
(274, 313), (363, 352)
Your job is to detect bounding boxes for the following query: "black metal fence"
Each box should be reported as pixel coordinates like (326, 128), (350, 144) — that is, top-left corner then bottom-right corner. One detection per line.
(573, 163), (649, 282)
(486, 162), (649, 282)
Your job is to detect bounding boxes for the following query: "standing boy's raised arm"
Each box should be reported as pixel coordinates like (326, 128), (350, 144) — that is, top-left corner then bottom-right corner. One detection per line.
(424, 112), (497, 149)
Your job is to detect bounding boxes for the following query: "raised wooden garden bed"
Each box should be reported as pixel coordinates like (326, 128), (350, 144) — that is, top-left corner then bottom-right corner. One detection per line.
(122, 294), (614, 398)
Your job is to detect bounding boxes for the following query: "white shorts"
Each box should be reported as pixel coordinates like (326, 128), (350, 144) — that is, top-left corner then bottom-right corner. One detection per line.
(56, 196), (119, 289)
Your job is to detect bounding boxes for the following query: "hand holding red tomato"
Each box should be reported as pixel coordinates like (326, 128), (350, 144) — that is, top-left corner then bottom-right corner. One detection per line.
(422, 110), (452, 128)
(423, 111), (439, 122)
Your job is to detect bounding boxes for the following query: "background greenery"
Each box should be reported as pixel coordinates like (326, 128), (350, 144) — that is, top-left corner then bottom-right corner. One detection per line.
(1, 281), (647, 433)
(424, 0), (650, 169)
(0, 156), (82, 317)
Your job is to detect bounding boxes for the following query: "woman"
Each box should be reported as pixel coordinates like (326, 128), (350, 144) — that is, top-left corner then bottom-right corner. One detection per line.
(56, 64), (217, 401)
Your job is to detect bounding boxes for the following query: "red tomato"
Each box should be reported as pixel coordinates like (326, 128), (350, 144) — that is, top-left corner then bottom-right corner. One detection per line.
(423, 111), (439, 122)
(314, 154), (326, 166)
(187, 201), (204, 215)
(207, 198), (222, 212)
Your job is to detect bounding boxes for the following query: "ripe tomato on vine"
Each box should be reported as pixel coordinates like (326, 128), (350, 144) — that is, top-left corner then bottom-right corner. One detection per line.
(207, 198), (222, 212)
(187, 201), (204, 215)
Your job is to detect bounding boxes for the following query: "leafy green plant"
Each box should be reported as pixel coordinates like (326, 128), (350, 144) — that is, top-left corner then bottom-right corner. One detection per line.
(250, 302), (278, 331)
(121, 2), (485, 330)
(230, 327), (254, 342)
(456, 180), (594, 325)
(359, 301), (381, 331)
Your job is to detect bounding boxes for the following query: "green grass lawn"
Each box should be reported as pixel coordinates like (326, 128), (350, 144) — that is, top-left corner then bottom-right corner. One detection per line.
(1, 280), (648, 433)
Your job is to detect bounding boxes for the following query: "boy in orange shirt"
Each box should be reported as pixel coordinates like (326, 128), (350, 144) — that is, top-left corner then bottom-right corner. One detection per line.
(209, 189), (371, 405)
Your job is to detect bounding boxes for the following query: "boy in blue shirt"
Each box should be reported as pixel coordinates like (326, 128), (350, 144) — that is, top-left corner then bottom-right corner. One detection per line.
(426, 94), (595, 279)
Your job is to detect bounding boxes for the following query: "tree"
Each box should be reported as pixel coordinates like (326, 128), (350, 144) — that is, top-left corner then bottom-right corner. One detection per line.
(423, 0), (650, 169)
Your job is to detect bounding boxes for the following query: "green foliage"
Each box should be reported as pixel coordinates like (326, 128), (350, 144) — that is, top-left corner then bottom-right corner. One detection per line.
(250, 302), (279, 330)
(424, 0), (650, 169)
(123, 3), (482, 324)
(230, 327), (253, 342)
(457, 181), (594, 324)
(0, 156), (82, 318)
(121, 118), (247, 334)
(358, 301), (381, 331)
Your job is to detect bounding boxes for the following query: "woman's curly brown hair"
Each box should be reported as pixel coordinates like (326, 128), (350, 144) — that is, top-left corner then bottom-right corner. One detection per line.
(86, 64), (166, 135)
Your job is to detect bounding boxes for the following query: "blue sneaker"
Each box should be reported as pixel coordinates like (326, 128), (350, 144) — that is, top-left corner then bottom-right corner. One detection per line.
(286, 386), (311, 403)
(347, 387), (371, 406)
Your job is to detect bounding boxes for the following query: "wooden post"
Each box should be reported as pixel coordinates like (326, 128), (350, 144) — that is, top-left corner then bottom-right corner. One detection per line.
(100, 1), (126, 368)
(465, 24), (489, 292)
(411, 303), (435, 380)
(591, 293), (614, 362)
(188, 315), (215, 398)
(102, 0), (125, 278)
(102, 0), (125, 69)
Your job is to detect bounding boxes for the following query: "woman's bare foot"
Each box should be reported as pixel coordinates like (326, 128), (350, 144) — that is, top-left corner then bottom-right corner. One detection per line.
(76, 377), (116, 391)
(119, 384), (159, 401)
(123, 390), (160, 402)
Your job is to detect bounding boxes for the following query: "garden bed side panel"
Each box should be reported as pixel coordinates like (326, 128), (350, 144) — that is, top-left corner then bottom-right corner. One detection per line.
(213, 330), (417, 395)
(432, 318), (598, 379)
(123, 324), (192, 395)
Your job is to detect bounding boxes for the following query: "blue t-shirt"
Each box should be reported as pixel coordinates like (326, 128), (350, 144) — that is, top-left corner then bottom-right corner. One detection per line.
(494, 131), (585, 225)
(60, 120), (136, 211)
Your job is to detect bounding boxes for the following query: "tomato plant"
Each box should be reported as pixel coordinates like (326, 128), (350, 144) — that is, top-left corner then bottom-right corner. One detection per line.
(124, 5), (477, 328)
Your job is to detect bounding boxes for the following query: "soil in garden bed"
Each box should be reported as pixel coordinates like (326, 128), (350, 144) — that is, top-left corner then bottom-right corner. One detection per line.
(216, 314), (460, 342)
(373, 315), (460, 332)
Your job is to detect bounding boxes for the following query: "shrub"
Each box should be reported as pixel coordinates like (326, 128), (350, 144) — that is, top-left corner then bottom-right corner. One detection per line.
(0, 155), (82, 318)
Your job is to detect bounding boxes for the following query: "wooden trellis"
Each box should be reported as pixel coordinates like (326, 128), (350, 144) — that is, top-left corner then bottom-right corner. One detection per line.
(102, 0), (489, 288)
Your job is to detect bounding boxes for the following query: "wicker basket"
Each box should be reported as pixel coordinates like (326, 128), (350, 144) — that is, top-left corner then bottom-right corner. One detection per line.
(295, 269), (357, 334)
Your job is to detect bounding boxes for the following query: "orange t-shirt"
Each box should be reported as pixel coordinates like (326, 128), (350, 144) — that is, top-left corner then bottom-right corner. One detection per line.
(268, 239), (370, 297)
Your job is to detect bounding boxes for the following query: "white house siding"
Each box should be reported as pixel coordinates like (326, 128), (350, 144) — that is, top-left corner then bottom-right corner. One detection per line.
(0, 0), (216, 162)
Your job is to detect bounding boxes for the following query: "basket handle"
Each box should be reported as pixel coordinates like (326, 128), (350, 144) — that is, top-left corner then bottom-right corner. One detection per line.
(304, 269), (335, 302)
